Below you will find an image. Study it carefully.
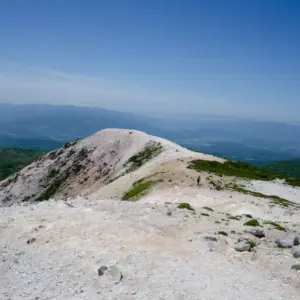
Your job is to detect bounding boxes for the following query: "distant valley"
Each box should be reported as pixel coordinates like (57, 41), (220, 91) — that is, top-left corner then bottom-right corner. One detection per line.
(1, 103), (300, 169)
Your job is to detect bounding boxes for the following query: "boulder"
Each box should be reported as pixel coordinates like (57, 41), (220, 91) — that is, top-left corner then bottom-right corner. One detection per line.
(247, 227), (265, 238)
(276, 235), (299, 248)
(106, 265), (123, 283)
(98, 265), (123, 284)
(292, 246), (300, 258)
(235, 241), (251, 252)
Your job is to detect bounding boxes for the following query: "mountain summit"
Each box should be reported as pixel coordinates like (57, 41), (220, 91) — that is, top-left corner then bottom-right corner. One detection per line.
(0, 129), (219, 206)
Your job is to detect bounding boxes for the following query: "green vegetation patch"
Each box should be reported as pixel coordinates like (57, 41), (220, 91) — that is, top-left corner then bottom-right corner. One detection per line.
(37, 167), (71, 201)
(225, 183), (295, 207)
(0, 148), (44, 180)
(265, 159), (300, 178)
(188, 159), (300, 187)
(124, 141), (163, 173)
(264, 221), (286, 232)
(228, 215), (241, 220)
(177, 202), (195, 211)
(238, 238), (257, 249)
(37, 177), (64, 201)
(122, 180), (155, 201)
(244, 219), (260, 227)
(249, 240), (257, 248)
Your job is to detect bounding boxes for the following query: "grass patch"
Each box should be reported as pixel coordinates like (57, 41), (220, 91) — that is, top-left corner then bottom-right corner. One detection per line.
(244, 219), (260, 227)
(249, 240), (257, 248)
(264, 221), (286, 231)
(177, 203), (195, 211)
(225, 183), (294, 207)
(37, 178), (63, 201)
(188, 159), (300, 187)
(238, 238), (257, 249)
(202, 206), (214, 212)
(229, 215), (241, 220)
(37, 166), (72, 201)
(122, 180), (155, 201)
(124, 141), (163, 173)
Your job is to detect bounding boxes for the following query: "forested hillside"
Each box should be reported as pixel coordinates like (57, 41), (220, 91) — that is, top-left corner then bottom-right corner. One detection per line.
(0, 148), (44, 180)
(265, 159), (300, 178)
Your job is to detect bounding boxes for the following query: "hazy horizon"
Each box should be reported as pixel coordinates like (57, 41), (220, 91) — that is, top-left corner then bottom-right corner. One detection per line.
(2, 101), (300, 126)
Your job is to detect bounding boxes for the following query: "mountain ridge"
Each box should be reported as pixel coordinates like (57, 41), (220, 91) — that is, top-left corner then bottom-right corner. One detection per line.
(0, 128), (221, 206)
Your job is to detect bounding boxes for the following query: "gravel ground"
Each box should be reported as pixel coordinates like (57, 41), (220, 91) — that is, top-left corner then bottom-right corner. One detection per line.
(1, 198), (300, 300)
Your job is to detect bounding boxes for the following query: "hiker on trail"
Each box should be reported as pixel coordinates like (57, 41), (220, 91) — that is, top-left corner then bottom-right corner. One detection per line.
(197, 175), (201, 186)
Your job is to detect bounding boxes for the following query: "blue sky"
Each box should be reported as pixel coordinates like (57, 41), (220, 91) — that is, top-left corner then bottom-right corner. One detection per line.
(0, 0), (299, 121)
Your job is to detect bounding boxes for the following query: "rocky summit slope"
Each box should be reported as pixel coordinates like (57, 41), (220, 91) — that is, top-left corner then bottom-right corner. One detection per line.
(0, 128), (220, 206)
(1, 129), (300, 299)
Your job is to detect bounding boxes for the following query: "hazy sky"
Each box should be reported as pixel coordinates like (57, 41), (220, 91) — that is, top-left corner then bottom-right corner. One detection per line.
(0, 0), (299, 121)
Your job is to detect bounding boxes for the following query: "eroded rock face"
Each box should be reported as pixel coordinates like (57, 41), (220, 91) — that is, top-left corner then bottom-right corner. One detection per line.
(292, 246), (300, 258)
(235, 241), (251, 252)
(0, 131), (137, 205)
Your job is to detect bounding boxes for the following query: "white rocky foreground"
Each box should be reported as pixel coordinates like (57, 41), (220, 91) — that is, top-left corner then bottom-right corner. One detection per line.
(1, 129), (300, 299)
(1, 198), (300, 300)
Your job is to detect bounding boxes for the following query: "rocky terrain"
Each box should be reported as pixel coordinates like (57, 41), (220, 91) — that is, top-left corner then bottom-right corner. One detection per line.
(1, 129), (300, 299)
(0, 129), (220, 206)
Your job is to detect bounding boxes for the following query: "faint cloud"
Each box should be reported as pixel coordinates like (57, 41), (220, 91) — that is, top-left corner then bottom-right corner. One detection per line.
(0, 64), (295, 122)
(0, 65), (159, 112)
(0, 64), (227, 116)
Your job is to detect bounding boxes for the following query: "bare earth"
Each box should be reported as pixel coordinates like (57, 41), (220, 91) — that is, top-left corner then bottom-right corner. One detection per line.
(1, 198), (300, 300)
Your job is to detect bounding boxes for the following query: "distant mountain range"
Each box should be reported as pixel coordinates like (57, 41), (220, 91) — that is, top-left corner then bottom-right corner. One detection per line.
(0, 103), (166, 140)
(1, 103), (300, 164)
